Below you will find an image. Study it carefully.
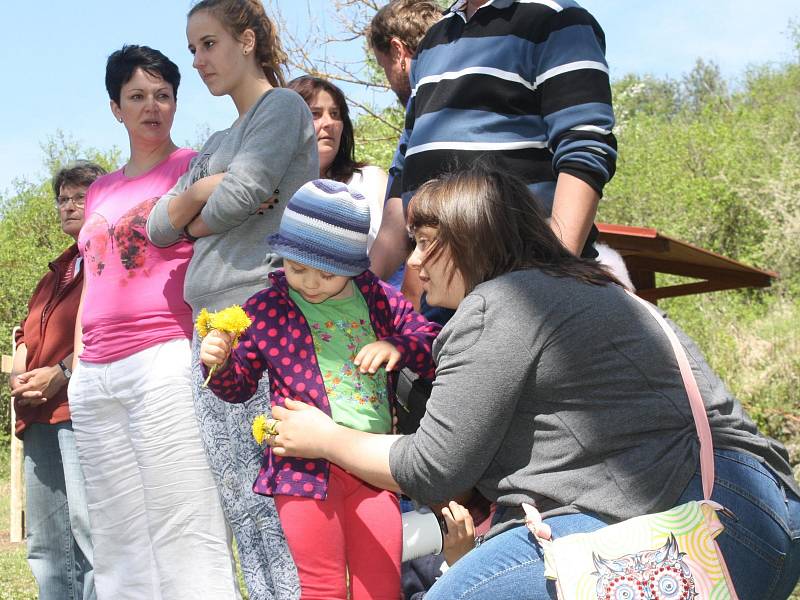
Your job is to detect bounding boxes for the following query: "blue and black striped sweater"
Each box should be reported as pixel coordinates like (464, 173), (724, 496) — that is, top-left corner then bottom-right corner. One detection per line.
(389, 0), (618, 252)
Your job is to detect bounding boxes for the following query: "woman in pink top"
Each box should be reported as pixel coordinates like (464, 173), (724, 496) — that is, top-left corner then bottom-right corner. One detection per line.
(67, 45), (239, 600)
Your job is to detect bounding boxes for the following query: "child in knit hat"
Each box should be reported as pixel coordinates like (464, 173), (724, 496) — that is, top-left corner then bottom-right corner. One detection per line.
(200, 179), (440, 599)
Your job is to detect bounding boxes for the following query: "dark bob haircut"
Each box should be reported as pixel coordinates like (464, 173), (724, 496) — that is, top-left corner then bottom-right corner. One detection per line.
(105, 45), (181, 106)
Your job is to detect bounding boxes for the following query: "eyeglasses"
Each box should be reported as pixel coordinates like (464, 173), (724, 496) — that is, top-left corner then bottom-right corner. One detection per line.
(56, 193), (86, 208)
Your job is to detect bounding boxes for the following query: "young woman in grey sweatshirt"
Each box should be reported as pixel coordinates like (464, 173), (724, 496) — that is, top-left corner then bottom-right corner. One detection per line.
(264, 166), (800, 600)
(146, 2), (317, 598)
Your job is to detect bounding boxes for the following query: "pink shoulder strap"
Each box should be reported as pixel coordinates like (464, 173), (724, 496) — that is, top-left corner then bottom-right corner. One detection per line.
(625, 291), (715, 499)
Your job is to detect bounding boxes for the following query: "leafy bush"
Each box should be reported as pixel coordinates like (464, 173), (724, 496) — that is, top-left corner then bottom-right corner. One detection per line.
(600, 58), (800, 467)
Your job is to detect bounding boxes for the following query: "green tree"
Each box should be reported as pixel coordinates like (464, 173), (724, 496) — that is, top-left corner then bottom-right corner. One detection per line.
(681, 58), (730, 113)
(599, 46), (800, 463)
(613, 74), (681, 125)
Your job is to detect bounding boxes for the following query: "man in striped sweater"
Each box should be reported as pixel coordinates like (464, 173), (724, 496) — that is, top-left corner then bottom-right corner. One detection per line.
(370, 0), (617, 280)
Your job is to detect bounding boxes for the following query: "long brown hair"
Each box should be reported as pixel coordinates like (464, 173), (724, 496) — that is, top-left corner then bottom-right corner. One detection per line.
(189, 0), (287, 87)
(287, 76), (365, 182)
(408, 163), (620, 294)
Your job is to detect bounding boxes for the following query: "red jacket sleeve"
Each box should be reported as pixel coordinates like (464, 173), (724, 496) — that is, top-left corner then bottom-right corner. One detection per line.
(205, 301), (267, 404)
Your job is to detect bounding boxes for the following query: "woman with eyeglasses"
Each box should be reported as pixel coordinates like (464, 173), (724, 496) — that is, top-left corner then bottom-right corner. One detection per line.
(67, 45), (239, 599)
(9, 161), (104, 600)
(265, 165), (800, 600)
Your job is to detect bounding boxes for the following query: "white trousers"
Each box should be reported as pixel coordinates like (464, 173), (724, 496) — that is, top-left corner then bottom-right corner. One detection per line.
(69, 338), (241, 600)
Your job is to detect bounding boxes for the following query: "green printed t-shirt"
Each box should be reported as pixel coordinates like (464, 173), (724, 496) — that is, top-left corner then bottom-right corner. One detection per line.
(289, 284), (391, 434)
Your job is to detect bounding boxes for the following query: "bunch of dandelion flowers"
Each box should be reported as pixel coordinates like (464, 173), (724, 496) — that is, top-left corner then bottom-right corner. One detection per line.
(195, 305), (253, 386)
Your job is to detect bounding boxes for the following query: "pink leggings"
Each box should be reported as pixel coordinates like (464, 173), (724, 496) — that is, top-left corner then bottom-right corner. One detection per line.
(274, 464), (401, 599)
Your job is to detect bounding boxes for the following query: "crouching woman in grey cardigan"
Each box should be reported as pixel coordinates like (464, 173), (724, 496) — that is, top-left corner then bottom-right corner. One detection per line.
(145, 2), (317, 598)
(264, 165), (800, 600)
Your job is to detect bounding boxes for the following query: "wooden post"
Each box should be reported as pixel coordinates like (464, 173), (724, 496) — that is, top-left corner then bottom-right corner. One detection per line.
(4, 326), (25, 542)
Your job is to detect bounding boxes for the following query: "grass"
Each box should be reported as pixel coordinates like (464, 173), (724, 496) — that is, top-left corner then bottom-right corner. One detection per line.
(0, 544), (34, 600)
(0, 479), (36, 600)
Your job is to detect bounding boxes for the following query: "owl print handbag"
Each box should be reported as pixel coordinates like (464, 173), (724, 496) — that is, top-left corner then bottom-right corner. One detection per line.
(524, 292), (739, 600)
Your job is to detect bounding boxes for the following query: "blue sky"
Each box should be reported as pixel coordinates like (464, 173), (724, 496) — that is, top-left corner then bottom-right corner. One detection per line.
(1, 0), (798, 195)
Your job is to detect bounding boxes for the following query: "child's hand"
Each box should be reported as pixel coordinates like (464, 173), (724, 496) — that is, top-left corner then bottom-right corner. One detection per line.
(200, 330), (233, 369)
(441, 500), (476, 566)
(354, 340), (401, 374)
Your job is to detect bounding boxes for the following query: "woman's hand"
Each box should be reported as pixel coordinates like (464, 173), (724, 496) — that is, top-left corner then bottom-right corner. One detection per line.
(200, 330), (233, 368)
(354, 340), (401, 374)
(256, 191), (280, 214)
(270, 399), (338, 459)
(441, 500), (476, 566)
(10, 365), (66, 407)
(272, 399), (403, 491)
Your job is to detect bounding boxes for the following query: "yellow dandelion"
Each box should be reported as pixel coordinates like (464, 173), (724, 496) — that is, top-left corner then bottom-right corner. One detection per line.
(195, 308), (212, 338)
(195, 305), (254, 386)
(210, 306), (253, 348)
(252, 415), (267, 445)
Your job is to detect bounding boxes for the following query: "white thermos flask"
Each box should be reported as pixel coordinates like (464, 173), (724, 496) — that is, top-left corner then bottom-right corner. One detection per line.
(401, 507), (445, 562)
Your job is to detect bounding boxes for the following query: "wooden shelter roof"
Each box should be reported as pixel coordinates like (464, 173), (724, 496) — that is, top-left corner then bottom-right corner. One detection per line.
(596, 223), (777, 302)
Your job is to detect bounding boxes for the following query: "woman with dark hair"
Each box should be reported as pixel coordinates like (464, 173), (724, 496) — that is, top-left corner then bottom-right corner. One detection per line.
(288, 75), (387, 251)
(68, 45), (239, 599)
(263, 165), (800, 600)
(10, 160), (104, 600)
(146, 1), (317, 598)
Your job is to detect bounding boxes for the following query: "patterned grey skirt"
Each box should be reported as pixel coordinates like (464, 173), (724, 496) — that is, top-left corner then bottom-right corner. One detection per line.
(191, 334), (300, 600)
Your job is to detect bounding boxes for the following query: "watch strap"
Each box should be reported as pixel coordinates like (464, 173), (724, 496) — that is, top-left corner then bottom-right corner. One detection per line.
(58, 359), (72, 379)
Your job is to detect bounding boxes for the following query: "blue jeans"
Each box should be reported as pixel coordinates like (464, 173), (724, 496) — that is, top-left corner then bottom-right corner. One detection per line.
(425, 449), (800, 600)
(677, 449), (800, 600)
(23, 422), (95, 600)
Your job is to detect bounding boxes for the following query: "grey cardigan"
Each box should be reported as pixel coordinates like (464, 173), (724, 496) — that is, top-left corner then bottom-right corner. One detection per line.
(147, 88), (318, 313)
(389, 269), (798, 535)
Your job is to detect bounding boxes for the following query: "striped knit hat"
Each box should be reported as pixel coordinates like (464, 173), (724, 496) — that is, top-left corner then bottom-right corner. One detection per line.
(267, 179), (371, 276)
